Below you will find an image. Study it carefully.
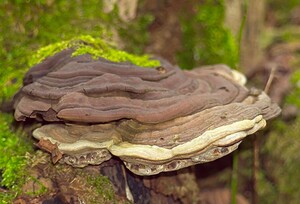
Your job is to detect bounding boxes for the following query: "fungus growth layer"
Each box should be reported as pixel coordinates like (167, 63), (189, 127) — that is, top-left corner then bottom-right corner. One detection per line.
(13, 45), (280, 175)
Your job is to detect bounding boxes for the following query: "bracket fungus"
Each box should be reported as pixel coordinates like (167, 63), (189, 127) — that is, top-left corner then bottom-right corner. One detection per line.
(13, 37), (281, 176)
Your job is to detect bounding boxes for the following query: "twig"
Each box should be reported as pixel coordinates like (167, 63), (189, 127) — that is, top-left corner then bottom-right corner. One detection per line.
(264, 65), (277, 93)
(121, 165), (134, 202)
(252, 65), (277, 204)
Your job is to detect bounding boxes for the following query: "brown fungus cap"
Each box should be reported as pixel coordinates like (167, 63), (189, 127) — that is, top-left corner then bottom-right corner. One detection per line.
(14, 50), (281, 176)
(15, 50), (250, 123)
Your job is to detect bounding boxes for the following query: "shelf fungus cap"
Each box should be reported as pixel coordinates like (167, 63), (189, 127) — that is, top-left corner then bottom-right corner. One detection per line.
(14, 46), (281, 176)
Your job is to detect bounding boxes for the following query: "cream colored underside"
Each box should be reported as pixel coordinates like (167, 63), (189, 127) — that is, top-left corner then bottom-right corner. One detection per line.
(231, 69), (247, 85)
(33, 115), (265, 161)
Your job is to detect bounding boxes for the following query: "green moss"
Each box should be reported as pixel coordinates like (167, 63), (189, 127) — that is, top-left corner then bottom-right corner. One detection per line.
(286, 70), (300, 108)
(30, 35), (160, 68)
(72, 35), (160, 67)
(0, 193), (15, 204)
(258, 68), (300, 203)
(177, 0), (239, 69)
(0, 1), (159, 100)
(0, 1), (104, 100)
(259, 117), (300, 203)
(252, 9), (300, 200)
(0, 113), (33, 203)
(85, 174), (116, 203)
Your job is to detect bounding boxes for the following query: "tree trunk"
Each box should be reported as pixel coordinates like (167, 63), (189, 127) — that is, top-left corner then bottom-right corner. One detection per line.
(240, 0), (266, 73)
